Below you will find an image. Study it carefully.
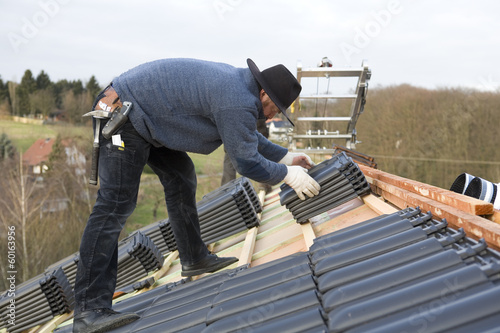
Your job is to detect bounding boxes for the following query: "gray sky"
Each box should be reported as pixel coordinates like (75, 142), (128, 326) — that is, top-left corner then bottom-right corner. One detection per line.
(2, 0), (499, 93)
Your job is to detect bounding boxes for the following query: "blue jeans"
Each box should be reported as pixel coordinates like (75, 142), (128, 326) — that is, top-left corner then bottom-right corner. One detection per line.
(74, 120), (208, 314)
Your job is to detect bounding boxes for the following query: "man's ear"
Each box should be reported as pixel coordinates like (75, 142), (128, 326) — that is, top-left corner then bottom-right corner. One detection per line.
(259, 89), (266, 99)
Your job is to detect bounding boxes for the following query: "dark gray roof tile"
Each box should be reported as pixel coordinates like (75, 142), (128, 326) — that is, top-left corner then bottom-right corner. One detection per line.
(328, 264), (494, 332)
(311, 210), (429, 252)
(207, 274), (316, 324)
(126, 307), (210, 333)
(217, 253), (310, 292)
(214, 262), (312, 305)
(238, 306), (327, 333)
(345, 284), (500, 333)
(317, 237), (448, 293)
(322, 249), (467, 311)
(312, 227), (429, 272)
(202, 290), (320, 332)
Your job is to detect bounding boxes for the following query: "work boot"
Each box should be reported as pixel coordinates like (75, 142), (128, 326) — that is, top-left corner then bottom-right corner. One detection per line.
(181, 253), (238, 276)
(73, 308), (140, 333)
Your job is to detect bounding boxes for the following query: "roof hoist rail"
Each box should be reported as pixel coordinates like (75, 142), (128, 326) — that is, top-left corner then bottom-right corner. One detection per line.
(288, 59), (371, 153)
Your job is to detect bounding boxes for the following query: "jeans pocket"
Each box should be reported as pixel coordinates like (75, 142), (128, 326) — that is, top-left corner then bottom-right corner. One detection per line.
(105, 142), (137, 165)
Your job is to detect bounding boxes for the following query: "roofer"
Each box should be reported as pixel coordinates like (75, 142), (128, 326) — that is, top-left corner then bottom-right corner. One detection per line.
(73, 58), (320, 333)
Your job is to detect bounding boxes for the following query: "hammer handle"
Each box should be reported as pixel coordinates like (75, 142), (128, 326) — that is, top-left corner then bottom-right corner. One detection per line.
(89, 117), (101, 186)
(90, 143), (99, 185)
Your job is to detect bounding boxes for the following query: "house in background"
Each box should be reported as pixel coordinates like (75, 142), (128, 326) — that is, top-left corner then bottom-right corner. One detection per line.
(23, 137), (87, 216)
(267, 118), (293, 142)
(46, 110), (69, 123)
(22, 137), (86, 178)
(23, 138), (54, 176)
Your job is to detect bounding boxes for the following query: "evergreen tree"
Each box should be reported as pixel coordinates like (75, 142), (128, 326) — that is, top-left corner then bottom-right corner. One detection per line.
(30, 71), (56, 118)
(17, 70), (37, 115)
(85, 76), (101, 98)
(53, 79), (70, 108)
(0, 76), (8, 101)
(0, 77), (10, 115)
(72, 80), (84, 95)
(36, 70), (52, 90)
(0, 133), (16, 160)
(47, 134), (64, 172)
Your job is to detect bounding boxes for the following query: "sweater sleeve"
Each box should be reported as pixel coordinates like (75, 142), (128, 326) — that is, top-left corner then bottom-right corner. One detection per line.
(214, 108), (287, 185)
(256, 131), (288, 162)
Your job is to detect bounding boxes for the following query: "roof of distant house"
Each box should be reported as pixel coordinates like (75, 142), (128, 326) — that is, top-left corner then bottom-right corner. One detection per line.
(22, 137), (74, 166)
(22, 138), (55, 166)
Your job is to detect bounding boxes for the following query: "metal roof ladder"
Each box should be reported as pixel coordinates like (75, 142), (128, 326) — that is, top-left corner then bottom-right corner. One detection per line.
(288, 58), (371, 154)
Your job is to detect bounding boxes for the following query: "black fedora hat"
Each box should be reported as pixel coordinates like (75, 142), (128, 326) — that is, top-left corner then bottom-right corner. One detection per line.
(247, 58), (301, 126)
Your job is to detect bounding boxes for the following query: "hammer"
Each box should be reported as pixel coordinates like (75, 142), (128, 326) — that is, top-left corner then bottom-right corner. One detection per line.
(83, 110), (112, 185)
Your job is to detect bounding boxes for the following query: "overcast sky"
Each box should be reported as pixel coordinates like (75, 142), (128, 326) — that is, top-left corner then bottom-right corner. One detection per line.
(2, 0), (499, 93)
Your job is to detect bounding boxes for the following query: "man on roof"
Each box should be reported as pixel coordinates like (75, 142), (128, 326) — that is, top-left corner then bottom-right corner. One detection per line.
(73, 58), (320, 333)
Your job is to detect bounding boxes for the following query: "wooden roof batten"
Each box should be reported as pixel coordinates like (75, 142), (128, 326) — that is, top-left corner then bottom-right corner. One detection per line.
(360, 164), (500, 251)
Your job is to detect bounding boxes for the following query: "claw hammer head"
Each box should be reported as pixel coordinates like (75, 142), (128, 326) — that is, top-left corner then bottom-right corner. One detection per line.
(83, 110), (112, 119)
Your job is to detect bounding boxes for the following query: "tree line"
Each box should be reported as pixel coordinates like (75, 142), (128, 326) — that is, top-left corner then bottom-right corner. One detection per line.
(0, 70), (101, 124)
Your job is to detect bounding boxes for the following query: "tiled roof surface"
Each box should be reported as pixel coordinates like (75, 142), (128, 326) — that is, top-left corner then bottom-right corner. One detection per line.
(50, 207), (500, 333)
(2, 154), (500, 332)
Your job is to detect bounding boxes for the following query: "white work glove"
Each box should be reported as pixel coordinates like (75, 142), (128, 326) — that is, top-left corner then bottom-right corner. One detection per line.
(279, 152), (316, 168)
(284, 166), (321, 201)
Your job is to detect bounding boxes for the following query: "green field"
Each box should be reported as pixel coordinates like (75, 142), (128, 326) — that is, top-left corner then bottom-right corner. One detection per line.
(0, 119), (92, 152)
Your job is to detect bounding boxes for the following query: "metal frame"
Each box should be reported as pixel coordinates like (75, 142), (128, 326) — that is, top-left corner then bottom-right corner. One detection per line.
(288, 60), (371, 152)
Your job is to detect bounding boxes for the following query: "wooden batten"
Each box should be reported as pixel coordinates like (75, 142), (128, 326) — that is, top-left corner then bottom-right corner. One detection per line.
(359, 165), (494, 216)
(363, 170), (500, 250)
(300, 222), (316, 249)
(238, 227), (259, 266)
(487, 209), (500, 224)
(362, 193), (399, 215)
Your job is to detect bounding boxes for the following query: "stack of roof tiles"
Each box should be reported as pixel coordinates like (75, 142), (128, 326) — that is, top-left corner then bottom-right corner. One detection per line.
(208, 176), (262, 214)
(198, 177), (260, 242)
(160, 177), (261, 252)
(45, 254), (80, 288)
(0, 268), (74, 333)
(280, 152), (371, 223)
(129, 221), (172, 256)
(450, 172), (500, 209)
(53, 207), (500, 333)
(115, 231), (164, 290)
(41, 231), (163, 296)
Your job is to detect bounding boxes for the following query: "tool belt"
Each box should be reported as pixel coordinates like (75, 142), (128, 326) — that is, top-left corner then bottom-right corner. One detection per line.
(95, 85), (122, 112)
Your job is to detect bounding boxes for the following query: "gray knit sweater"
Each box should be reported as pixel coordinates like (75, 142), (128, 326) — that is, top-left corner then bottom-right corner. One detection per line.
(112, 58), (288, 184)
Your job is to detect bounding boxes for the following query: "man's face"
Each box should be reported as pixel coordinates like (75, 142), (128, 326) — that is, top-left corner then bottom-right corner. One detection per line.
(260, 90), (281, 120)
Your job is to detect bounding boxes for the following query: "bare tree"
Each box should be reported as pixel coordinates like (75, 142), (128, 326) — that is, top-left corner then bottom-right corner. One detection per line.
(7, 81), (17, 116)
(0, 154), (45, 282)
(0, 137), (94, 288)
(29, 89), (56, 119)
